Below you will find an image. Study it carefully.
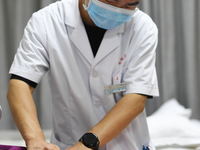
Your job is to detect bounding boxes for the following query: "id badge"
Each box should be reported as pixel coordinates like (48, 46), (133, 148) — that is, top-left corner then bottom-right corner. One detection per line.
(104, 83), (127, 94)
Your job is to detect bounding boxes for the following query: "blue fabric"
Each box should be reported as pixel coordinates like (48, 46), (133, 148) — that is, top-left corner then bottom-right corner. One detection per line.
(87, 0), (133, 29)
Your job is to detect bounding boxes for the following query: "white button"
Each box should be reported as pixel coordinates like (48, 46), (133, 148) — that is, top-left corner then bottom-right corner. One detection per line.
(95, 102), (101, 108)
(92, 71), (98, 78)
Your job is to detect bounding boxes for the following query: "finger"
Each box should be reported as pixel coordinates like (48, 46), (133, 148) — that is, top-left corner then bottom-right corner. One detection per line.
(52, 144), (60, 150)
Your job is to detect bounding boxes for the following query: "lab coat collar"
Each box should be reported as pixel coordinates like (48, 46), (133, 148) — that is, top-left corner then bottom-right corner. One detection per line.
(64, 0), (94, 64)
(64, 0), (124, 66)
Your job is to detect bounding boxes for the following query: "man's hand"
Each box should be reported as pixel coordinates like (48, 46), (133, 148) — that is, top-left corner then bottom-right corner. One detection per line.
(65, 142), (92, 150)
(27, 140), (60, 150)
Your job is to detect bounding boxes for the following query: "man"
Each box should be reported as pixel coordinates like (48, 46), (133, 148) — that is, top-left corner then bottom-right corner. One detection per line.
(7, 0), (159, 149)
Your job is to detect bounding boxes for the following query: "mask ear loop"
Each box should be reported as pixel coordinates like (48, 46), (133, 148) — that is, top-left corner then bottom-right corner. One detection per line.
(83, 0), (89, 10)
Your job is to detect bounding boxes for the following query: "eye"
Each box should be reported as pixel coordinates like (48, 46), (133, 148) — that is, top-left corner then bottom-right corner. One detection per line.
(104, 0), (137, 10)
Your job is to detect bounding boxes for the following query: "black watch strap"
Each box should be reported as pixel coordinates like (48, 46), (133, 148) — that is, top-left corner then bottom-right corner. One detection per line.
(93, 141), (100, 150)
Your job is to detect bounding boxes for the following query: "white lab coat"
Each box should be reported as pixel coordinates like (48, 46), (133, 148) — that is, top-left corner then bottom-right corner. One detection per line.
(9, 0), (159, 149)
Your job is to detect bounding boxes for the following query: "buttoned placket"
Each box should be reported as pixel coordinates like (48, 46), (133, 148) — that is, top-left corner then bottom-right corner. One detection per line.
(89, 68), (106, 121)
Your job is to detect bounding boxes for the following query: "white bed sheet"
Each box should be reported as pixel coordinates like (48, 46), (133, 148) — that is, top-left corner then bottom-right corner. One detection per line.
(0, 130), (51, 147)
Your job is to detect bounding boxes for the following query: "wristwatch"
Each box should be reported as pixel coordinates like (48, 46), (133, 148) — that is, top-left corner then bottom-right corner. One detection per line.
(79, 133), (100, 150)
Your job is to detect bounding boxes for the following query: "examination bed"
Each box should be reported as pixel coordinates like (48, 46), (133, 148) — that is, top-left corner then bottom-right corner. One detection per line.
(0, 99), (200, 150)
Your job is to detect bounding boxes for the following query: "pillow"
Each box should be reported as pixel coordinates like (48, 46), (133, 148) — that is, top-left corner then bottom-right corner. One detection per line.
(147, 99), (200, 148)
(151, 98), (192, 118)
(147, 115), (200, 139)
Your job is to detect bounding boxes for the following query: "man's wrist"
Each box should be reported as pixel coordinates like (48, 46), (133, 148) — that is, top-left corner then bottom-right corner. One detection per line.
(77, 141), (93, 150)
(24, 131), (46, 146)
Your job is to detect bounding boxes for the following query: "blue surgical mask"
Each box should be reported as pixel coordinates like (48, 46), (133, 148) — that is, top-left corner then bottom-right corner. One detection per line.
(83, 0), (138, 29)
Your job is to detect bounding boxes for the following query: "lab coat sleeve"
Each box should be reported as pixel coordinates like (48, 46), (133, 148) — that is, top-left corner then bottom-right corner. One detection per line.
(9, 12), (49, 83)
(123, 17), (159, 97)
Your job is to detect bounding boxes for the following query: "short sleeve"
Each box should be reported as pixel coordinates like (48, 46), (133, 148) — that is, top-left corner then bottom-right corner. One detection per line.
(9, 12), (49, 83)
(123, 16), (159, 97)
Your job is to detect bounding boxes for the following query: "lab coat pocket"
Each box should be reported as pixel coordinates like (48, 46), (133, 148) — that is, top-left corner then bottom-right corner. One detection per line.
(113, 70), (122, 85)
(112, 70), (123, 102)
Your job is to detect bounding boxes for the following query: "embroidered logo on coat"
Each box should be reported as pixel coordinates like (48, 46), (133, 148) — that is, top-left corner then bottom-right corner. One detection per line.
(118, 54), (126, 65)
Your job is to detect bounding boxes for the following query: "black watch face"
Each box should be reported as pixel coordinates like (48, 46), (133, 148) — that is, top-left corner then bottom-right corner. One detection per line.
(83, 133), (98, 147)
